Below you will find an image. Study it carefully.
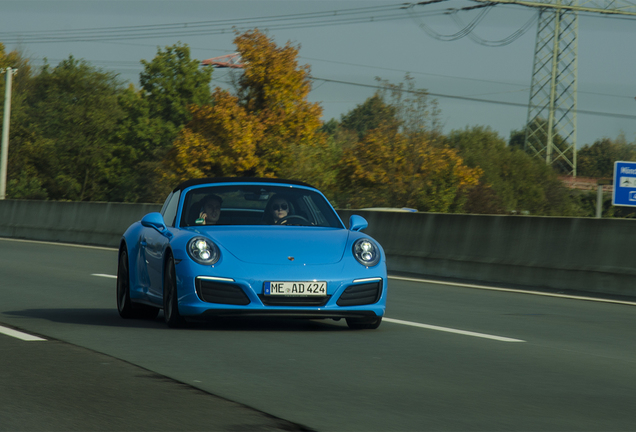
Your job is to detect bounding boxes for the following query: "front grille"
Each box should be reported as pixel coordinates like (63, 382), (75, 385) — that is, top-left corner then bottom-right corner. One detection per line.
(196, 279), (250, 305)
(336, 281), (382, 306)
(258, 295), (331, 307)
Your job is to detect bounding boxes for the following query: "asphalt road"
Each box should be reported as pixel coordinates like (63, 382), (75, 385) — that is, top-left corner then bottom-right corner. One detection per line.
(2, 237), (636, 431)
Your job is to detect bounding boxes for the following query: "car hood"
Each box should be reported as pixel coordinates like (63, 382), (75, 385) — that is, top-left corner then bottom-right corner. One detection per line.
(200, 227), (350, 265)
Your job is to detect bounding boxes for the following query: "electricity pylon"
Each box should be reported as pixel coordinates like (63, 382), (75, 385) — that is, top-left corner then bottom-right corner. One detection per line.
(473, 0), (636, 176)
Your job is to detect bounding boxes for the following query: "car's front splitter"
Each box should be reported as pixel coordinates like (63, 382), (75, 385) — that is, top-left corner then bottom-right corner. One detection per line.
(197, 308), (380, 319)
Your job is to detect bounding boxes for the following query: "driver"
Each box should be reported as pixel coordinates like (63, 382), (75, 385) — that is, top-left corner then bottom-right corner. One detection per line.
(263, 194), (294, 225)
(270, 196), (290, 224)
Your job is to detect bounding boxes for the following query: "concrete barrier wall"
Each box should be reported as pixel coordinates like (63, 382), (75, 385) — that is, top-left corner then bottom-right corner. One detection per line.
(0, 200), (161, 248)
(2, 200), (635, 298)
(339, 210), (636, 298)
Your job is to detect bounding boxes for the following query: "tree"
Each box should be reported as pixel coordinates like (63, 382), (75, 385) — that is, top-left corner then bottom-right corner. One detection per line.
(0, 44), (32, 121)
(111, 43), (213, 202)
(375, 74), (442, 141)
(577, 134), (636, 178)
(9, 57), (124, 201)
(446, 126), (581, 216)
(139, 42), (212, 129)
(338, 94), (397, 140)
(330, 76), (475, 211)
(163, 29), (324, 184)
(338, 122), (481, 212)
(162, 88), (266, 179)
(1, 45), (47, 199)
(509, 118), (573, 174)
(309, 95), (398, 203)
(287, 126), (357, 204)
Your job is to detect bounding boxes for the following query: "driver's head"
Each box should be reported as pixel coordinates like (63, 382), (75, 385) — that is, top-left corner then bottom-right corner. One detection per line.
(271, 197), (289, 222)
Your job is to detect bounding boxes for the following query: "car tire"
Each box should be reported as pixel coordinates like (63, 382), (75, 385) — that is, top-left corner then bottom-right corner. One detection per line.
(346, 316), (382, 330)
(117, 249), (160, 320)
(163, 255), (185, 328)
(117, 249), (136, 319)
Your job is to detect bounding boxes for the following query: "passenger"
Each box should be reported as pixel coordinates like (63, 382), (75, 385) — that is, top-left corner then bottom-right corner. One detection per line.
(263, 195), (291, 224)
(196, 194), (222, 225)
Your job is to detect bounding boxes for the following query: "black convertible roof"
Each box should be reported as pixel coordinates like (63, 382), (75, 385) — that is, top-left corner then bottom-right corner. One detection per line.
(173, 177), (314, 192)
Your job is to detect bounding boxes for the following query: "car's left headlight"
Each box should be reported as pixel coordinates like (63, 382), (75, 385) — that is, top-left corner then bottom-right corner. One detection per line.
(187, 237), (220, 265)
(352, 238), (381, 267)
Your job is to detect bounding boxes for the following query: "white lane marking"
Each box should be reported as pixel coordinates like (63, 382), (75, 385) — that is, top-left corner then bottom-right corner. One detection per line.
(384, 318), (525, 343)
(92, 273), (117, 279)
(4, 236), (634, 307)
(9, 236), (632, 307)
(90, 273), (522, 341)
(389, 275), (636, 307)
(0, 325), (46, 342)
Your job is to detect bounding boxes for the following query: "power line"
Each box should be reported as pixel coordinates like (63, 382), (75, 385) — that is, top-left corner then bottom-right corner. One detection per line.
(25, 52), (633, 104)
(0, 3), (401, 36)
(2, 0), (633, 45)
(310, 76), (636, 120)
(5, 2), (632, 123)
(0, 4), (445, 44)
(299, 55), (634, 101)
(406, 1), (539, 46)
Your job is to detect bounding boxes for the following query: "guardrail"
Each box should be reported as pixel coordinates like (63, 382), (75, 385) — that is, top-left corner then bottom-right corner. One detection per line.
(2, 199), (635, 299)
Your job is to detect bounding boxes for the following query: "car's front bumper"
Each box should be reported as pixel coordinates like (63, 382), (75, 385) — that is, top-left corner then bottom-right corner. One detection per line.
(174, 258), (387, 319)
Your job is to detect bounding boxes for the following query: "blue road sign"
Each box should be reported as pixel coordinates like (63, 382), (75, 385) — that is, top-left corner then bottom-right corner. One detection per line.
(612, 161), (636, 207)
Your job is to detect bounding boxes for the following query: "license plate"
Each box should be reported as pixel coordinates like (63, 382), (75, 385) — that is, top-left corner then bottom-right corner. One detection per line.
(264, 281), (327, 296)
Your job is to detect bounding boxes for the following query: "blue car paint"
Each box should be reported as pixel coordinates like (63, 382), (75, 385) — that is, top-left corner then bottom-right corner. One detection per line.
(119, 179), (387, 326)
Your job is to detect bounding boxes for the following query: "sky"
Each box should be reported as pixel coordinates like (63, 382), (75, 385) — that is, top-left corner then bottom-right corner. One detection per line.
(1, 0), (636, 147)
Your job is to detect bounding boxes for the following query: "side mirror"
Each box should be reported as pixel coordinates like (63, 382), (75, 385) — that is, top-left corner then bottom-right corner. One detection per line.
(141, 212), (169, 234)
(349, 215), (368, 232)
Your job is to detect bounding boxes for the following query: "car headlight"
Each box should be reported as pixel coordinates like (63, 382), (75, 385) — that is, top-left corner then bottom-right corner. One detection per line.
(353, 238), (381, 267)
(187, 237), (220, 265)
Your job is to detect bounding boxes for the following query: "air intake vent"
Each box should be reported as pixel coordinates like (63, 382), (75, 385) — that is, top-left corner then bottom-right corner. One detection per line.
(196, 279), (250, 305)
(337, 281), (382, 306)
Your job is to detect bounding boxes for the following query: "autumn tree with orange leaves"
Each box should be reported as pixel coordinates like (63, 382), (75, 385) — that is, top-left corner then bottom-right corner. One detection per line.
(337, 122), (481, 212)
(330, 77), (481, 212)
(163, 29), (323, 183)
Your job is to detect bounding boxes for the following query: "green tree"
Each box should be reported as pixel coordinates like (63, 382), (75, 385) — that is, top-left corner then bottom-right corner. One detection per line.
(577, 134), (636, 178)
(338, 94), (397, 140)
(111, 43), (213, 202)
(288, 126), (357, 204)
(446, 125), (581, 216)
(0, 44), (32, 123)
(509, 118), (573, 174)
(140, 42), (212, 129)
(9, 56), (124, 201)
(1, 44), (47, 199)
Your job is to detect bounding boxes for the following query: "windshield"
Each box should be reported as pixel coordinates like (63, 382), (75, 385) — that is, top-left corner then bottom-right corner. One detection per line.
(179, 185), (344, 228)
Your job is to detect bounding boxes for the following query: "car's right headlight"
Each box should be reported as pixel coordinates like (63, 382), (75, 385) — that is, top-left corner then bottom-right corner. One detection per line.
(352, 238), (381, 267)
(187, 237), (220, 265)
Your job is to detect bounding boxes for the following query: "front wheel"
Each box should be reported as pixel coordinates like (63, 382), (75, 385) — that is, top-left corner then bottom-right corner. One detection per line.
(117, 249), (160, 320)
(116, 249), (135, 318)
(163, 255), (185, 328)
(346, 316), (382, 330)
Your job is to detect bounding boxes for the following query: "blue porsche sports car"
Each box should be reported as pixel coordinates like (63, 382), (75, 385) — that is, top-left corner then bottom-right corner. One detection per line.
(117, 178), (387, 329)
